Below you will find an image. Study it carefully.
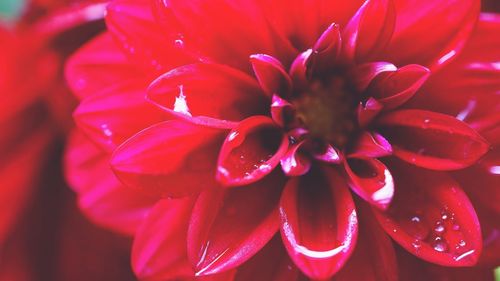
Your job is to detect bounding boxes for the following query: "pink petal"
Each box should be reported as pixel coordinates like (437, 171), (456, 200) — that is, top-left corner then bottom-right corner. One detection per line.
(368, 64), (430, 110)
(374, 159), (482, 266)
(280, 141), (312, 177)
(384, 0), (480, 70)
(65, 32), (145, 100)
(110, 120), (226, 198)
(279, 166), (358, 280)
(376, 109), (490, 170)
(357, 97), (383, 127)
(342, 0), (396, 62)
(349, 62), (397, 93)
(74, 80), (167, 152)
(64, 130), (156, 235)
(289, 49), (314, 93)
(132, 198), (195, 281)
(250, 54), (292, 98)
(188, 172), (285, 276)
(312, 23), (342, 74)
(407, 14), (500, 124)
(147, 63), (267, 128)
(333, 203), (398, 281)
(310, 142), (343, 164)
(270, 95), (295, 128)
(344, 157), (394, 210)
(348, 131), (393, 158)
(216, 116), (288, 187)
(234, 234), (300, 281)
(106, 0), (194, 71)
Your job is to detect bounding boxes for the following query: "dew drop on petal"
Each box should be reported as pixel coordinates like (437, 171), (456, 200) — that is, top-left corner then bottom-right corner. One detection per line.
(432, 238), (448, 253)
(434, 221), (445, 234)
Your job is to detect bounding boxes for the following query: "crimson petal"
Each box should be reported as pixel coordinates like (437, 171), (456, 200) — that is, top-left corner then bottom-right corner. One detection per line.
(312, 23), (342, 74)
(342, 0), (396, 62)
(374, 160), (482, 266)
(349, 131), (392, 158)
(270, 95), (295, 128)
(357, 97), (383, 127)
(345, 157), (394, 210)
(111, 120), (225, 198)
(132, 199), (195, 281)
(188, 172), (285, 276)
(74, 80), (167, 151)
(147, 63), (267, 128)
(369, 64), (430, 110)
(376, 109), (490, 170)
(250, 54), (292, 98)
(289, 49), (314, 93)
(279, 166), (358, 280)
(280, 141), (311, 177)
(349, 62), (397, 92)
(217, 116), (288, 187)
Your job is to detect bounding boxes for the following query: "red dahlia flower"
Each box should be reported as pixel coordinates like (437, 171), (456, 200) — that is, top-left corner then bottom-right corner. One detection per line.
(64, 0), (500, 279)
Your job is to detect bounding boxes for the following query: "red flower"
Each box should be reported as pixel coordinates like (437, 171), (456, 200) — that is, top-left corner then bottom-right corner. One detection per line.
(65, 0), (500, 280)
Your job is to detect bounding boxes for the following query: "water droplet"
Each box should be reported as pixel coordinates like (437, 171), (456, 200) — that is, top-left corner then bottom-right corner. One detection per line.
(412, 240), (422, 250)
(434, 222), (445, 234)
(458, 240), (466, 247)
(406, 215), (429, 240)
(452, 224), (460, 231)
(432, 238), (448, 253)
(411, 216), (421, 223)
(423, 119), (430, 123)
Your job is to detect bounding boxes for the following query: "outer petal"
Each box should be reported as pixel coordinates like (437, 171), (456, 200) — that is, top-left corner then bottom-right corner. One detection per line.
(384, 0), (480, 70)
(111, 120), (225, 198)
(106, 0), (194, 71)
(234, 235), (300, 281)
(348, 131), (392, 158)
(344, 157), (394, 210)
(376, 109), (490, 170)
(132, 198), (195, 281)
(216, 116), (289, 187)
(333, 202), (398, 281)
(74, 79), (167, 151)
(64, 130), (156, 235)
(65, 32), (146, 100)
(374, 159), (482, 266)
(279, 166), (358, 280)
(407, 13), (500, 126)
(147, 63), (268, 128)
(188, 171), (285, 276)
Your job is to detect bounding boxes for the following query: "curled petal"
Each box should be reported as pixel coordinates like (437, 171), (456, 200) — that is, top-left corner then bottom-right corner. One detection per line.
(312, 23), (342, 74)
(111, 120), (226, 198)
(369, 64), (430, 110)
(289, 49), (314, 93)
(147, 63), (267, 128)
(311, 142), (343, 164)
(376, 109), (490, 170)
(250, 54), (292, 98)
(280, 167), (358, 280)
(280, 141), (311, 176)
(342, 0), (396, 62)
(345, 157), (394, 210)
(270, 95), (295, 128)
(217, 116), (288, 187)
(188, 172), (285, 276)
(132, 199), (195, 280)
(349, 61), (397, 92)
(349, 131), (393, 158)
(357, 97), (383, 127)
(374, 160), (482, 266)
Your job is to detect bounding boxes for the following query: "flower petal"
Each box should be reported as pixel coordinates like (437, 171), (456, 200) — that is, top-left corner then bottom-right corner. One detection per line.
(280, 141), (312, 177)
(374, 159), (482, 266)
(64, 130), (155, 235)
(270, 95), (295, 128)
(376, 109), (490, 170)
(342, 0), (396, 62)
(312, 23), (342, 74)
(147, 63), (268, 128)
(250, 54), (292, 98)
(349, 61), (397, 93)
(369, 64), (430, 110)
(217, 116), (288, 187)
(384, 0), (480, 70)
(348, 131), (392, 158)
(333, 202), (398, 281)
(111, 120), (226, 198)
(74, 79), (167, 151)
(188, 171), (285, 276)
(344, 157), (395, 210)
(132, 198), (195, 281)
(106, 0), (194, 71)
(234, 235), (300, 281)
(357, 97), (383, 127)
(289, 49), (314, 93)
(280, 166), (358, 280)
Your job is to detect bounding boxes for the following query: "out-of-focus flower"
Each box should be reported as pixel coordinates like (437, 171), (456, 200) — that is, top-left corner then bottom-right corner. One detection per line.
(64, 0), (500, 280)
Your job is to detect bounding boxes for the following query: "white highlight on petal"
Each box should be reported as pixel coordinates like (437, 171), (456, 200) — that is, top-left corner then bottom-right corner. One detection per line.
(438, 50), (456, 65)
(488, 166), (500, 175)
(456, 99), (477, 121)
(173, 85), (192, 116)
(371, 168), (394, 205)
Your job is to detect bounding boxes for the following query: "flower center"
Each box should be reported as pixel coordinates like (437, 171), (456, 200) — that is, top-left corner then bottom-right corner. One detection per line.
(293, 75), (357, 148)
